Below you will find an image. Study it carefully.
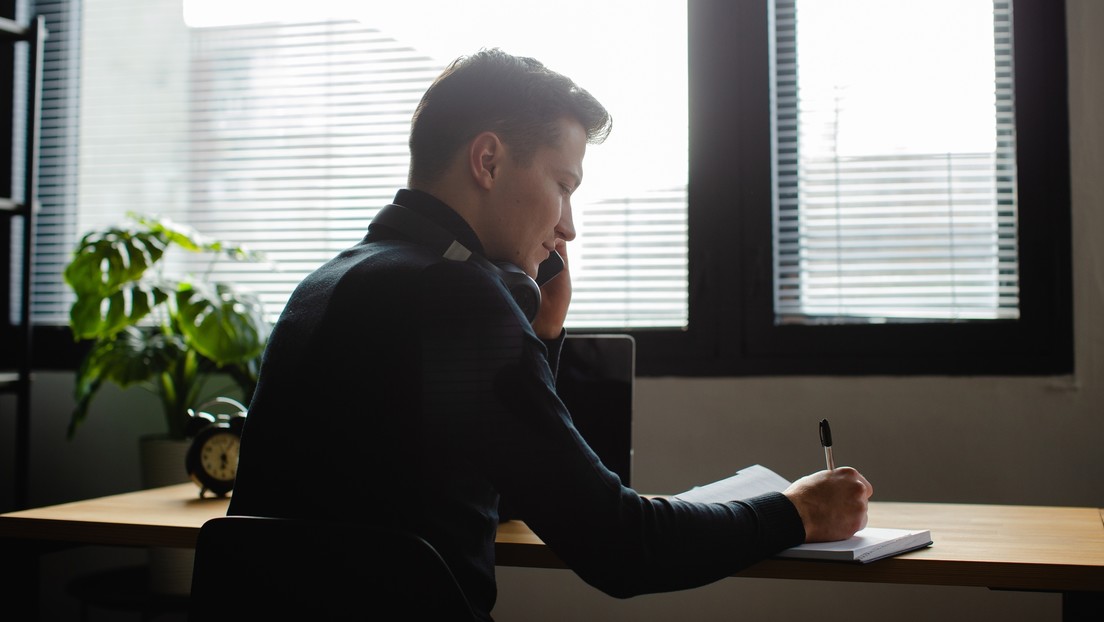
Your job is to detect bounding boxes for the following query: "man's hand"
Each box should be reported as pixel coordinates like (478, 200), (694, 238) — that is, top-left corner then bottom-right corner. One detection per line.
(530, 240), (571, 340)
(782, 467), (873, 543)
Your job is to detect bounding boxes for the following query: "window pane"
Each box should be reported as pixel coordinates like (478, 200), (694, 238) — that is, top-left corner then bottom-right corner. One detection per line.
(773, 0), (1018, 323)
(32, 0), (689, 329)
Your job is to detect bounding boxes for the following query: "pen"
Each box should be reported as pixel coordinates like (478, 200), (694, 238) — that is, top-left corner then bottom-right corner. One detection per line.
(819, 418), (835, 471)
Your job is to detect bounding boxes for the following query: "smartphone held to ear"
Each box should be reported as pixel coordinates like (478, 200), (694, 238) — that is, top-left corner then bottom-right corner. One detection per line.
(536, 250), (565, 286)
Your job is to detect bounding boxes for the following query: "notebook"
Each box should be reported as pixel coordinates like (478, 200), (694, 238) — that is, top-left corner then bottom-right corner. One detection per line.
(673, 464), (932, 563)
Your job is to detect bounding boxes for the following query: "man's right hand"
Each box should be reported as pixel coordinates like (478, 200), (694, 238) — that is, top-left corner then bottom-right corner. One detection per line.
(782, 467), (873, 543)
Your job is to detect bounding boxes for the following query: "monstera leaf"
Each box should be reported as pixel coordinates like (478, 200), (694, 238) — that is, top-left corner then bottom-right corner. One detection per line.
(64, 224), (169, 296)
(141, 215), (261, 262)
(68, 327), (190, 438)
(64, 226), (173, 340)
(63, 216), (260, 341)
(175, 282), (268, 366)
(64, 214), (270, 440)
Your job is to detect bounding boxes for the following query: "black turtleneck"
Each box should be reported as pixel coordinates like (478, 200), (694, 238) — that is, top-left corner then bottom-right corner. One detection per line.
(229, 189), (805, 621)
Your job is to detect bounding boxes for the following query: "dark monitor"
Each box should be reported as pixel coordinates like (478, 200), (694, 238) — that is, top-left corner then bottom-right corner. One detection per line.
(556, 334), (635, 487)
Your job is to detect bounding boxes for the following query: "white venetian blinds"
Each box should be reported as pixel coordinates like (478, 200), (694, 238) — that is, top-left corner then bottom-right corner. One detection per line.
(10, 0), (79, 324)
(25, 0), (689, 329)
(773, 0), (1018, 323)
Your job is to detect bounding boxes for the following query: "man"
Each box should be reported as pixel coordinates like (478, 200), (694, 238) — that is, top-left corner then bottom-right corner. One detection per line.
(229, 48), (872, 620)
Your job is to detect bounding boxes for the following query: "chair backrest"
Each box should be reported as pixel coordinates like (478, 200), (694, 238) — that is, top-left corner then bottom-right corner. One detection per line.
(189, 515), (476, 621)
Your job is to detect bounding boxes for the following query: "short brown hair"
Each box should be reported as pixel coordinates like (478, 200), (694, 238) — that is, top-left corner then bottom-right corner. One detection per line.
(408, 48), (612, 187)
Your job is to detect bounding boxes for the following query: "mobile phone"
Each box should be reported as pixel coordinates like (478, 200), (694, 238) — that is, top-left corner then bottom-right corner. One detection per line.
(535, 250), (565, 286)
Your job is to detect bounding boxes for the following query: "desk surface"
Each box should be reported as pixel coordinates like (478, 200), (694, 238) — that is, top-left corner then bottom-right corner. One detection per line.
(2, 484), (1102, 593)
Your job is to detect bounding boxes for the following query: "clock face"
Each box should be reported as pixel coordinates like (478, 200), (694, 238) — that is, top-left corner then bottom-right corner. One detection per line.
(199, 430), (240, 482)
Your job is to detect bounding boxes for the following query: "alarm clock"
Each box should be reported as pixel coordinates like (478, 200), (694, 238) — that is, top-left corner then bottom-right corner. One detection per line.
(185, 397), (248, 498)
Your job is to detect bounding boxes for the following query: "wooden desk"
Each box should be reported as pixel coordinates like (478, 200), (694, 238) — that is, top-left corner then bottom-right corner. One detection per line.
(2, 485), (1102, 620)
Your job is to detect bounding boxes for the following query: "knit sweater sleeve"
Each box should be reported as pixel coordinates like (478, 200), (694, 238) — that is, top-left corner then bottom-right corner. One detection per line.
(419, 260), (806, 598)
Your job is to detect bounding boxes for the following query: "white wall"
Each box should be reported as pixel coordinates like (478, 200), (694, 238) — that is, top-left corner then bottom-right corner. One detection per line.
(2, 1), (1100, 620)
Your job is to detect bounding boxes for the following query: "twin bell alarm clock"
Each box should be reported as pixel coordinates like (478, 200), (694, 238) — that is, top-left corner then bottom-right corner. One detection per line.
(185, 397), (248, 498)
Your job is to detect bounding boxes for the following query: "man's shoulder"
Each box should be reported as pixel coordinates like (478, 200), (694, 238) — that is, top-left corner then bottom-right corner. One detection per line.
(307, 239), (444, 288)
(301, 238), (506, 306)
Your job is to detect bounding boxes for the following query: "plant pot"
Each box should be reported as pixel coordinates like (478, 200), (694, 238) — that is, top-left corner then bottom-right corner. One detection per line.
(138, 435), (191, 489)
(138, 434), (194, 595)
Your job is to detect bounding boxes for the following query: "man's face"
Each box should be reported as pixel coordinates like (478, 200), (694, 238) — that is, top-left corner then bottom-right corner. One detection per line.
(481, 117), (585, 278)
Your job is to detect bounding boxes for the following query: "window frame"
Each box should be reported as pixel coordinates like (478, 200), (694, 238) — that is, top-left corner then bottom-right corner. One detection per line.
(1, 0), (1072, 377)
(621, 0), (1071, 376)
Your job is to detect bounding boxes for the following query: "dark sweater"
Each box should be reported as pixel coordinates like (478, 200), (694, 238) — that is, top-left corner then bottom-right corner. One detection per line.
(228, 189), (805, 620)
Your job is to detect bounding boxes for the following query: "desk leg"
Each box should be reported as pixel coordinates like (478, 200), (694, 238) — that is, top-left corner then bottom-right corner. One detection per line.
(0, 538), (43, 620)
(1063, 592), (1103, 622)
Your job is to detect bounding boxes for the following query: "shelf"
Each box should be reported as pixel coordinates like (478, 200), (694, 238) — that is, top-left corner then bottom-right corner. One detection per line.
(0, 16), (29, 38)
(3, 13), (46, 510)
(0, 197), (39, 214)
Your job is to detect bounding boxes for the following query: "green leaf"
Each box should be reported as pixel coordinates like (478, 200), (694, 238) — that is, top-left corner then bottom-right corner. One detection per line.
(68, 281), (172, 340)
(63, 214), (271, 439)
(69, 327), (166, 438)
(140, 215), (207, 252)
(64, 226), (168, 295)
(64, 223), (172, 341)
(175, 282), (268, 365)
(69, 295), (105, 340)
(136, 214), (263, 263)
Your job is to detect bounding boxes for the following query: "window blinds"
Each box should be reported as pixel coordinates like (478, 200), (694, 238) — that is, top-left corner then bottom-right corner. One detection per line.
(772, 0), (1018, 323)
(25, 0), (689, 330)
(7, 0), (76, 325)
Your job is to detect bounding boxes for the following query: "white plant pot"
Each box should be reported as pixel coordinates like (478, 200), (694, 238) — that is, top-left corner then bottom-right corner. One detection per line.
(138, 434), (195, 595)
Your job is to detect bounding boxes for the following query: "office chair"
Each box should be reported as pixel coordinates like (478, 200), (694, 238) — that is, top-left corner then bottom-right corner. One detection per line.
(189, 516), (477, 621)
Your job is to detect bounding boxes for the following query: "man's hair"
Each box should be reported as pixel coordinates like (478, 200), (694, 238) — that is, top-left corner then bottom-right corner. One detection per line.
(408, 48), (612, 187)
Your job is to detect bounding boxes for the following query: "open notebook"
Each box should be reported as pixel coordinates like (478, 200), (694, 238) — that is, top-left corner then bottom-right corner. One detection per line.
(673, 464), (932, 563)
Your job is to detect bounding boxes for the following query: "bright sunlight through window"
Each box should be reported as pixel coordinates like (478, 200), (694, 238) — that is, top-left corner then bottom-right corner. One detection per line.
(45, 0), (689, 329)
(774, 0), (1017, 323)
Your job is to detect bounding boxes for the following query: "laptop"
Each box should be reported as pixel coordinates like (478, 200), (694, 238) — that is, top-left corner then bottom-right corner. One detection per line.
(498, 334), (635, 522)
(556, 334), (635, 487)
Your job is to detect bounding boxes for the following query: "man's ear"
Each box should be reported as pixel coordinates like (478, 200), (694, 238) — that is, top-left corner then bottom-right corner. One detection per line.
(469, 131), (504, 191)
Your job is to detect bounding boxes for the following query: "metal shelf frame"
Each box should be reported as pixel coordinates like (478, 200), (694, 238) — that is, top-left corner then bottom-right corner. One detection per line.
(2, 14), (46, 510)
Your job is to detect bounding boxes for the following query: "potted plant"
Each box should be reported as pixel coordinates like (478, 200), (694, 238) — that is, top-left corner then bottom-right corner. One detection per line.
(64, 213), (270, 443)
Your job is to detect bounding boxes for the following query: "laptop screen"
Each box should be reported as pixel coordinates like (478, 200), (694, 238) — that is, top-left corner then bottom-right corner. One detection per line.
(556, 334), (635, 487)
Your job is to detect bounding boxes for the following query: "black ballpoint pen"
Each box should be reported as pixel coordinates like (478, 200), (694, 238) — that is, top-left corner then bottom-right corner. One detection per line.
(819, 418), (835, 471)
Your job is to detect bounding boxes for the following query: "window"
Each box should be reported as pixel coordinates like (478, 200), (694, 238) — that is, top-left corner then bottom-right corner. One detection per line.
(774, 0), (1019, 323)
(2, 0), (1072, 376)
(14, 0), (689, 335)
(657, 0), (1070, 376)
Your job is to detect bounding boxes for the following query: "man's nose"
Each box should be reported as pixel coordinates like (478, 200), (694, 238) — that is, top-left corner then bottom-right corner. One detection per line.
(557, 202), (577, 242)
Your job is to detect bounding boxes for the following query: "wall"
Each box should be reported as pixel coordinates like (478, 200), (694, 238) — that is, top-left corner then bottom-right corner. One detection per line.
(2, 1), (1100, 620)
